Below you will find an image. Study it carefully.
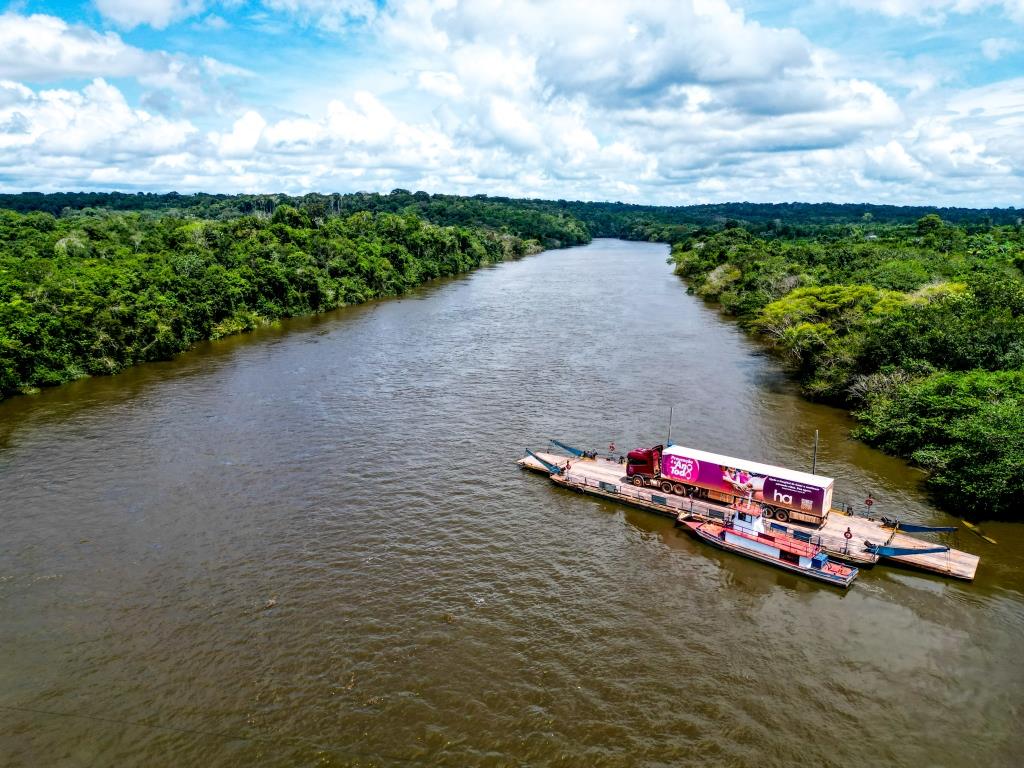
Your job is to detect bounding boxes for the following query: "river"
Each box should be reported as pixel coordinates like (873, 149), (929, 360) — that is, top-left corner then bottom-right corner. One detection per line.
(2, 239), (1022, 766)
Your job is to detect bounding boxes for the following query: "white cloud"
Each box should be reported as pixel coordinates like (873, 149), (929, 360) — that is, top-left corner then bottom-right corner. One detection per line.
(384, 0), (813, 102)
(347, 0), (917, 199)
(194, 14), (230, 31)
(0, 13), (157, 81)
(946, 76), (1024, 119)
(0, 79), (196, 161)
(211, 110), (267, 157)
(416, 71), (464, 100)
(836, 0), (1024, 24)
(485, 96), (542, 152)
(941, 78), (1024, 171)
(0, 13), (250, 116)
(326, 91), (400, 146)
(94, 0), (206, 30)
(981, 37), (1021, 60)
(261, 0), (378, 31)
(865, 140), (926, 180)
(917, 125), (995, 174)
(92, 0), (378, 32)
(0, 81), (34, 109)
(1, 1), (1022, 206)
(262, 116), (324, 152)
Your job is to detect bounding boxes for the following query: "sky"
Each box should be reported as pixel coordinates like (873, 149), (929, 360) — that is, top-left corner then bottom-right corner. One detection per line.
(0, 0), (1022, 206)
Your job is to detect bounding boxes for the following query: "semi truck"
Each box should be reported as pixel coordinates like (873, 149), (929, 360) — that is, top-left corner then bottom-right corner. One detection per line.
(625, 443), (834, 526)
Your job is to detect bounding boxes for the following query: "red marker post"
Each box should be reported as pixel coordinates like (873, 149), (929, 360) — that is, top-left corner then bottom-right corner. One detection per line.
(862, 494), (876, 522)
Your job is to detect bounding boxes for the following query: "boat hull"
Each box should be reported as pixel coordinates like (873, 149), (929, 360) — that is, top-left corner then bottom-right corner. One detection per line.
(683, 521), (857, 588)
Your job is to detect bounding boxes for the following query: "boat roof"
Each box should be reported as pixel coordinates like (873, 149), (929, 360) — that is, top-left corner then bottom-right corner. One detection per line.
(663, 443), (834, 488)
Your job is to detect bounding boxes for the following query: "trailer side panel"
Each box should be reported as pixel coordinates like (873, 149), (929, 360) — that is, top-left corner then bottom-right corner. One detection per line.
(661, 448), (831, 518)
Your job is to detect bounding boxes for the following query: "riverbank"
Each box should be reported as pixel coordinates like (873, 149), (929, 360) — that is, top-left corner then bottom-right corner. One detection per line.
(668, 219), (1024, 521)
(0, 205), (582, 402)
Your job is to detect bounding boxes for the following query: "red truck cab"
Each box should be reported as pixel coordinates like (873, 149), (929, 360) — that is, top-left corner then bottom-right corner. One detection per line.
(626, 445), (662, 483)
(626, 444), (707, 496)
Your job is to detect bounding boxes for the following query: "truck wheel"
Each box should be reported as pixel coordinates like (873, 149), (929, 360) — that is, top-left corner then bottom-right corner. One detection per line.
(632, 476), (645, 487)
(660, 481), (673, 494)
(672, 483), (685, 495)
(774, 509), (789, 523)
(762, 507), (775, 520)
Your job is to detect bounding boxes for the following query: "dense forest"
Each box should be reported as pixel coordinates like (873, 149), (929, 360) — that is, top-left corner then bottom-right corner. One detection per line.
(2, 189), (1022, 518)
(0, 201), (586, 404)
(2, 189), (1018, 237)
(671, 215), (1024, 519)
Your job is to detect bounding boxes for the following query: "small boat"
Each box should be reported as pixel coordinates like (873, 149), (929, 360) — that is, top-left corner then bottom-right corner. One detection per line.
(683, 506), (858, 588)
(962, 520), (998, 544)
(864, 540), (950, 558)
(880, 516), (957, 534)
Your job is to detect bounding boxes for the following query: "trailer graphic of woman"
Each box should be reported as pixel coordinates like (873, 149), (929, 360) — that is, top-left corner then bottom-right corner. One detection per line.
(721, 465), (767, 499)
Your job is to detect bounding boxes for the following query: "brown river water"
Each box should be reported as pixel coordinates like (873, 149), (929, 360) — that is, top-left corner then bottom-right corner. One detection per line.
(2, 239), (1023, 767)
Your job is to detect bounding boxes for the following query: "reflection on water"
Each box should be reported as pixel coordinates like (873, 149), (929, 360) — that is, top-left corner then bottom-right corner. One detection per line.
(2, 240), (1022, 766)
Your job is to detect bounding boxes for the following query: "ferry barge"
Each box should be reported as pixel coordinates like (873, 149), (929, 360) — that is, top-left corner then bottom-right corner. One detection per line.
(518, 440), (980, 581)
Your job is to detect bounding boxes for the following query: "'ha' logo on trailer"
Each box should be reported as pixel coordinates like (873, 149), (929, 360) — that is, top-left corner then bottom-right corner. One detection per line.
(773, 488), (794, 505)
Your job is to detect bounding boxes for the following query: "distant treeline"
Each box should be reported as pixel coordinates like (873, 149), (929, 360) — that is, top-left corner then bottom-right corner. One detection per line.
(672, 214), (1024, 519)
(1, 189), (1019, 239)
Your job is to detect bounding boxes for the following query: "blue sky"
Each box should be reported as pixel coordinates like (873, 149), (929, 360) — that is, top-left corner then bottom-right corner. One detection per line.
(1, 0), (1022, 206)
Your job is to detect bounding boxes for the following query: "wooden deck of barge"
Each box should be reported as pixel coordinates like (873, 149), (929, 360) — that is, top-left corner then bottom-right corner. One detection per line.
(518, 451), (979, 581)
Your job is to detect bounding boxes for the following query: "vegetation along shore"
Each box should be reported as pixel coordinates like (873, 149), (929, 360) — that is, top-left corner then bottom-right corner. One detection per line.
(671, 215), (1023, 520)
(1, 190), (1021, 519)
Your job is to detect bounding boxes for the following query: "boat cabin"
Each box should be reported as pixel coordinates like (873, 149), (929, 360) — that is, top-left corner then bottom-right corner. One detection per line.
(724, 505), (831, 571)
(732, 507), (765, 536)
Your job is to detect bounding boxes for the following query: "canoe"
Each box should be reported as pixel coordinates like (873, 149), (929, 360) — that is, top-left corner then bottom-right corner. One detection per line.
(880, 516), (957, 533)
(864, 540), (950, 558)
